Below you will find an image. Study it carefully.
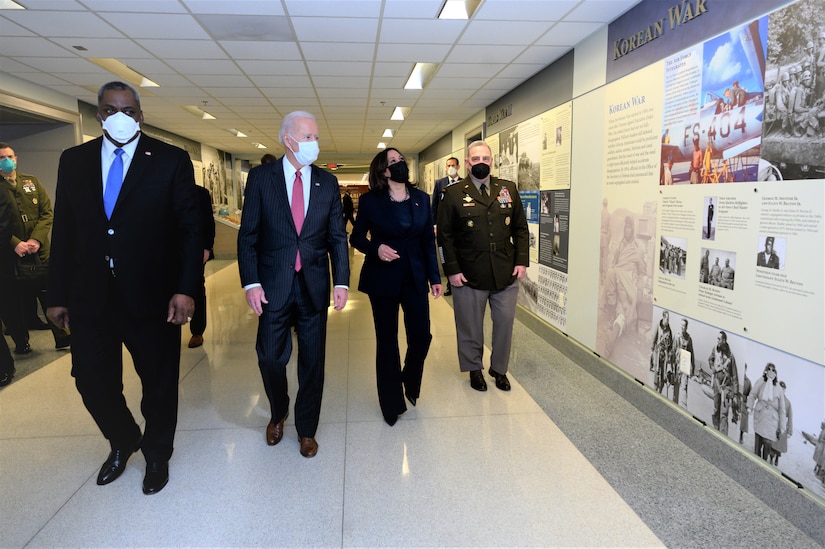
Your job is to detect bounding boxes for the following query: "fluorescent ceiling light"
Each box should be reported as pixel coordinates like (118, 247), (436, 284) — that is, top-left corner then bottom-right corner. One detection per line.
(390, 107), (406, 121)
(253, 143), (267, 149)
(403, 62), (439, 90)
(377, 142), (387, 149)
(0, 0), (25, 9)
(228, 128), (247, 138)
(182, 105), (216, 120)
(437, 0), (480, 19)
(382, 129), (394, 138)
(88, 58), (160, 88)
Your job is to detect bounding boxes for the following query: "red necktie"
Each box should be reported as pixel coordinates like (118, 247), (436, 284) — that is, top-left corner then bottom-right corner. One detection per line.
(292, 170), (304, 271)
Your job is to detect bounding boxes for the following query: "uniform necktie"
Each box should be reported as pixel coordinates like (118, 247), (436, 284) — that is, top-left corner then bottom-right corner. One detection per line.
(291, 170), (304, 271)
(103, 148), (124, 219)
(480, 183), (488, 198)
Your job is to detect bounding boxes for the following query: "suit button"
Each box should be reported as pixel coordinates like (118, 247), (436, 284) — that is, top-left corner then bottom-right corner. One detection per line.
(107, 228), (115, 235)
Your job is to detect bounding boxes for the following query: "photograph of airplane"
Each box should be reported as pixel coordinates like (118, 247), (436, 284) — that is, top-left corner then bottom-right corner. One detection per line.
(660, 18), (769, 184)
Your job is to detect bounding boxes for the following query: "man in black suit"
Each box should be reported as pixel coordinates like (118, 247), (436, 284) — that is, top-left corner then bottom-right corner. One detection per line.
(0, 187), (17, 386)
(47, 81), (202, 495)
(237, 111), (349, 458)
(431, 156), (460, 296)
(187, 185), (216, 348)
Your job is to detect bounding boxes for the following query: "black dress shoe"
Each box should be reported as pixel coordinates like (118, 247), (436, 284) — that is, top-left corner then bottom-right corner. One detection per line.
(489, 369), (511, 391)
(405, 393), (417, 407)
(14, 343), (31, 355)
(383, 413), (398, 426)
(97, 436), (142, 485)
(55, 335), (71, 350)
(0, 367), (15, 387)
(143, 460), (169, 495)
(469, 370), (487, 391)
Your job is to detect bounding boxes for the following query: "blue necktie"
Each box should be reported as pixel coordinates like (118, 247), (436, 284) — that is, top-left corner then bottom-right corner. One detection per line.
(104, 148), (124, 219)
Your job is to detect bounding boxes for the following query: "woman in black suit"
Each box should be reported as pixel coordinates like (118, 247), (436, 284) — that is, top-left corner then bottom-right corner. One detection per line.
(351, 148), (442, 425)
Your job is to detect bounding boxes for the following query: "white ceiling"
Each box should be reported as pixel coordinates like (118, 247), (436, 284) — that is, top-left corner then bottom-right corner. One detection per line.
(0, 0), (639, 168)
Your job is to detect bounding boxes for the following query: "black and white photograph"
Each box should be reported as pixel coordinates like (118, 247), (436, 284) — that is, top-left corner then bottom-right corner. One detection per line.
(761, 0), (825, 180)
(756, 234), (786, 269)
(703, 195), (716, 240)
(650, 307), (825, 500)
(700, 248), (737, 290)
(659, 235), (687, 279)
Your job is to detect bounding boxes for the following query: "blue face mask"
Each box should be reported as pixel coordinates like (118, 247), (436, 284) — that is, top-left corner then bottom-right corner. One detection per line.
(0, 157), (16, 173)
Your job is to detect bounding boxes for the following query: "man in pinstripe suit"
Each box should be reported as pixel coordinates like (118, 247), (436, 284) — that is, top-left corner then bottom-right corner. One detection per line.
(237, 111), (349, 458)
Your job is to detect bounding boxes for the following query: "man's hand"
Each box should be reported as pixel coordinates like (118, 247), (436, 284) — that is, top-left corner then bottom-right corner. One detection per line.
(333, 287), (348, 311)
(448, 273), (467, 287)
(167, 294), (195, 324)
(46, 306), (70, 330)
(513, 265), (527, 279)
(431, 284), (443, 299)
(245, 286), (268, 316)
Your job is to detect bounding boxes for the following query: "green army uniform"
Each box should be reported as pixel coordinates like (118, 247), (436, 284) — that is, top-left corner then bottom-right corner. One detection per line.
(4, 172), (53, 262)
(436, 175), (529, 379)
(437, 176), (529, 290)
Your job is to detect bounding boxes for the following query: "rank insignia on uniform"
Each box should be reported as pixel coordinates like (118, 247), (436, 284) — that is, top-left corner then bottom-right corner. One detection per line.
(505, 216), (510, 225)
(463, 195), (473, 202)
(467, 220), (474, 227)
(32, 198), (38, 205)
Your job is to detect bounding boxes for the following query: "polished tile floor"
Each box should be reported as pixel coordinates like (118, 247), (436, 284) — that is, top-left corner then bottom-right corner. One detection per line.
(0, 253), (821, 548)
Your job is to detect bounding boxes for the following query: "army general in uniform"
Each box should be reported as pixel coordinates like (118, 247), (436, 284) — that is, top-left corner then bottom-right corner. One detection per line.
(436, 140), (529, 392)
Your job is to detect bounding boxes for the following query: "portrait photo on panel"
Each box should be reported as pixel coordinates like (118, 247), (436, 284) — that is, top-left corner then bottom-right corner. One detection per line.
(703, 195), (716, 240)
(756, 235), (785, 270)
(700, 248), (737, 290)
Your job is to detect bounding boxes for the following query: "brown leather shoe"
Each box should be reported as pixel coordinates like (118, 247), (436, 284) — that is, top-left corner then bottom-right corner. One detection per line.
(299, 436), (318, 458)
(188, 335), (204, 348)
(266, 412), (288, 446)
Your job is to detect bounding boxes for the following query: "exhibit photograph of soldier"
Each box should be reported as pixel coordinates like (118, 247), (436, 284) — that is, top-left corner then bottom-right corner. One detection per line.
(756, 235), (785, 270)
(761, 0), (825, 180)
(658, 235), (687, 279)
(699, 248), (736, 289)
(703, 196), (716, 240)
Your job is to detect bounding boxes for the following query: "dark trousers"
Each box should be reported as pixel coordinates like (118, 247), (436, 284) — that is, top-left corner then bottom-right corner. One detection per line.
(256, 271), (327, 438)
(0, 276), (14, 374)
(2, 282), (28, 348)
(71, 281), (181, 462)
(190, 267), (207, 337)
(368, 286), (432, 418)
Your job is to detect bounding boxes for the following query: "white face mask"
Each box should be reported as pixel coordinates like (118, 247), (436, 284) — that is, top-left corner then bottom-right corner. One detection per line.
(102, 112), (140, 144)
(288, 135), (320, 166)
(447, 167), (458, 177)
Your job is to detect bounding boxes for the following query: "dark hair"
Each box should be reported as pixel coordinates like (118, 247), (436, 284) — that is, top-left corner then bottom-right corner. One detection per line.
(446, 156), (459, 166)
(762, 362), (778, 385)
(368, 147), (402, 192)
(97, 81), (141, 109)
(260, 153), (277, 164)
(0, 142), (11, 150)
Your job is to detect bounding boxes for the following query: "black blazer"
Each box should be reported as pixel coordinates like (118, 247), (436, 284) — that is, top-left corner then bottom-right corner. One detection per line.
(351, 186), (440, 297)
(237, 157), (349, 312)
(196, 185), (216, 259)
(48, 135), (202, 319)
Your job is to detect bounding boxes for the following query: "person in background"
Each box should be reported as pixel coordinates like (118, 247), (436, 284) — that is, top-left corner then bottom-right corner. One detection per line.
(690, 140), (702, 184)
(769, 381), (793, 466)
(738, 363), (752, 445)
(708, 331), (739, 435)
(188, 185), (216, 348)
(350, 147), (442, 426)
(673, 318), (694, 407)
(757, 236), (780, 269)
(0, 142), (70, 353)
(437, 141), (528, 392)
(650, 310), (673, 396)
(47, 81), (202, 495)
(0, 186), (17, 386)
(260, 153), (276, 164)
(341, 189), (355, 231)
(746, 363), (786, 462)
(431, 156), (461, 296)
(237, 111), (349, 458)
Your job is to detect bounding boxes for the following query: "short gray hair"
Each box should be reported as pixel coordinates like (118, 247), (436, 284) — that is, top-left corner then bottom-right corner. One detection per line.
(279, 111), (316, 144)
(97, 81), (141, 109)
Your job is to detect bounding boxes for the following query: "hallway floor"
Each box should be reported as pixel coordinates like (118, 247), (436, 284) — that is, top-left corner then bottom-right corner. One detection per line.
(1, 253), (821, 548)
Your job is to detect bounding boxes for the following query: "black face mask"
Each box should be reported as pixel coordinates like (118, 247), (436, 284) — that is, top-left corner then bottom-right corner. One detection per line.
(470, 162), (490, 179)
(387, 160), (409, 183)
